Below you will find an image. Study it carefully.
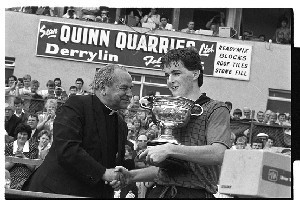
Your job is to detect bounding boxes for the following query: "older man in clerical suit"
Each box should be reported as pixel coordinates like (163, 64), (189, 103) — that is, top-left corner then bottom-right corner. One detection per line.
(22, 64), (133, 198)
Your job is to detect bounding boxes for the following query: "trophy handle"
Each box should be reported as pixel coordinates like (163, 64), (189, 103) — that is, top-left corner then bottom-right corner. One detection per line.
(191, 104), (204, 116)
(140, 96), (152, 110)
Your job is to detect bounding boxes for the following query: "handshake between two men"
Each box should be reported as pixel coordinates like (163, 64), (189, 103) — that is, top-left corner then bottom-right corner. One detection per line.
(102, 143), (176, 189)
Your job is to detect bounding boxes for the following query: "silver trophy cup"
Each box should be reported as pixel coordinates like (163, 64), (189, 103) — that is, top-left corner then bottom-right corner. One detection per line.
(140, 95), (203, 170)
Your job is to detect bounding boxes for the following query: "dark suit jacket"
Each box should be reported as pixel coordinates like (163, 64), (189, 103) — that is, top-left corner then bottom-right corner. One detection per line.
(22, 95), (128, 198)
(5, 114), (22, 139)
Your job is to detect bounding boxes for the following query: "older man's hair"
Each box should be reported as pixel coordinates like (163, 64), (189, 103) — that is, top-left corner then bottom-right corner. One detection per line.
(91, 64), (127, 90)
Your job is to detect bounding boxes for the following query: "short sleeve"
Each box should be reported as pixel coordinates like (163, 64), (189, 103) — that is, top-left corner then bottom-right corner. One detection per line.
(206, 106), (231, 148)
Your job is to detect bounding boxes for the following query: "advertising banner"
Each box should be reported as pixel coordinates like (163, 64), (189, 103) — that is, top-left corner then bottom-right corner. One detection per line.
(36, 20), (252, 81)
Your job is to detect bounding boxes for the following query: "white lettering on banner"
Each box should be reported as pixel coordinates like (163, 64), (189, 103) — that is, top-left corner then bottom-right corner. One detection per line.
(115, 32), (195, 54)
(213, 42), (252, 81)
(44, 43), (118, 62)
(59, 25), (110, 47)
(143, 56), (161, 67)
(199, 43), (215, 57)
(39, 25), (58, 38)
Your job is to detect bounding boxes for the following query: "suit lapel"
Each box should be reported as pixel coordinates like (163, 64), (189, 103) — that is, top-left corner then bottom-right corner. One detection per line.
(92, 95), (108, 166)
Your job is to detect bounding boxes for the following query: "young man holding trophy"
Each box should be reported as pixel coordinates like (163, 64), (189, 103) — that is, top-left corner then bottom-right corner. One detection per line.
(112, 47), (232, 198)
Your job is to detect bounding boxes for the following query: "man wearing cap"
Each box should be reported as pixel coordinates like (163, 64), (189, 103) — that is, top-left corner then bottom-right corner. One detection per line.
(5, 103), (22, 142)
(22, 64), (133, 198)
(256, 133), (269, 148)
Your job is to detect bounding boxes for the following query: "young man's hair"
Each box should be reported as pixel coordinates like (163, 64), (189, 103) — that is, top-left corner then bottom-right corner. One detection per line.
(160, 47), (203, 87)
(8, 75), (17, 81)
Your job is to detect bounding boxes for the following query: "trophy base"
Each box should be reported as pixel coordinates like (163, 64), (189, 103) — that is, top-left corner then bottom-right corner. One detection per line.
(146, 138), (187, 172)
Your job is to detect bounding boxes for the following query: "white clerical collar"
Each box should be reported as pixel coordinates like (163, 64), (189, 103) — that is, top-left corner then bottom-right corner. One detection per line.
(103, 103), (118, 115)
(13, 140), (30, 154)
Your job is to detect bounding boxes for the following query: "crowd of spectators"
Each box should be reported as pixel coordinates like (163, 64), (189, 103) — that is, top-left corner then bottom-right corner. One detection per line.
(224, 101), (291, 155)
(6, 6), (291, 44)
(4, 73), (291, 196)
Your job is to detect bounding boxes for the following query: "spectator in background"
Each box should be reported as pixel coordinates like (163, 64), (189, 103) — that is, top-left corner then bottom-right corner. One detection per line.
(242, 30), (253, 40)
(36, 130), (52, 162)
(62, 6), (78, 19)
(75, 78), (88, 95)
(276, 32), (289, 44)
(68, 85), (77, 97)
(235, 136), (247, 149)
(268, 112), (279, 126)
(229, 132), (236, 149)
(251, 137), (263, 149)
(278, 113), (289, 126)
(205, 12), (225, 36)
(127, 95), (140, 110)
(13, 97), (28, 124)
(241, 107), (253, 122)
(80, 7), (100, 21)
(126, 9), (142, 27)
(132, 117), (147, 138)
(146, 129), (157, 141)
(53, 78), (63, 89)
(158, 16), (173, 31)
(263, 109), (272, 124)
(38, 80), (56, 99)
(95, 9), (110, 23)
(54, 86), (66, 100)
(37, 99), (58, 135)
(36, 6), (54, 16)
(256, 111), (265, 123)
(181, 21), (195, 34)
(27, 114), (40, 144)
(256, 133), (269, 149)
(5, 123), (38, 190)
(5, 75), (18, 95)
(258, 34), (266, 42)
(17, 78), (24, 89)
(141, 8), (160, 29)
(29, 80), (43, 99)
(264, 135), (275, 150)
(232, 108), (242, 120)
(274, 16), (291, 44)
(16, 74), (31, 96)
(5, 103), (22, 142)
